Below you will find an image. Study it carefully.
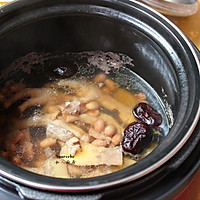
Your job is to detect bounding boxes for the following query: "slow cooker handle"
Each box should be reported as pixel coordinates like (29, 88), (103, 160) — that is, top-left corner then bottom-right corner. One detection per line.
(1, 168), (170, 200)
(17, 185), (103, 200)
(0, 174), (104, 200)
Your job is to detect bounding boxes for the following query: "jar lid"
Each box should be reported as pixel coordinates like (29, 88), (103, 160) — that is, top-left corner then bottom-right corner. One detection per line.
(139, 0), (199, 16)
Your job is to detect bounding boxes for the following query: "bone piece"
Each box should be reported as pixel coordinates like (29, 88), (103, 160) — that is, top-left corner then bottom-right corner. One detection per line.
(79, 113), (97, 125)
(66, 137), (81, 156)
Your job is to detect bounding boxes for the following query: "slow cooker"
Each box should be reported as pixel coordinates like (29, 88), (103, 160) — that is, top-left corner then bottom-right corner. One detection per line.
(0, 0), (199, 199)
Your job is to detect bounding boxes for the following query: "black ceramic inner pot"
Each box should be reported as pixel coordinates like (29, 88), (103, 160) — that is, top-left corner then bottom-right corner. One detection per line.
(0, 0), (199, 198)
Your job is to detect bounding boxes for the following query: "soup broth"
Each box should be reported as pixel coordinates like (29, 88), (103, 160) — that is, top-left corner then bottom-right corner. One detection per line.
(0, 52), (169, 178)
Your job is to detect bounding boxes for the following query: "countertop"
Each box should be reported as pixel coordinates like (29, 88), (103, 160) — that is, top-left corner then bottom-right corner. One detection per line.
(166, 1), (200, 50)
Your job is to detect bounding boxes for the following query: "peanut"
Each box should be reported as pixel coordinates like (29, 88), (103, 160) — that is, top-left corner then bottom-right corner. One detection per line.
(111, 133), (123, 146)
(0, 93), (6, 103)
(10, 83), (25, 93)
(44, 105), (60, 114)
(62, 115), (80, 123)
(89, 128), (106, 140)
(58, 140), (65, 147)
(105, 79), (117, 91)
(93, 119), (105, 132)
(93, 73), (106, 83)
(12, 156), (22, 165)
(0, 150), (8, 159)
(136, 92), (146, 100)
(92, 139), (108, 147)
(33, 160), (45, 168)
(5, 80), (15, 87)
(101, 86), (111, 94)
(86, 101), (100, 111)
(104, 125), (117, 137)
(81, 134), (90, 143)
(40, 138), (57, 148)
(87, 110), (100, 117)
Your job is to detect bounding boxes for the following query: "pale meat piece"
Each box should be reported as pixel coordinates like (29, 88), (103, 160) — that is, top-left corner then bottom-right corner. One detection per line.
(46, 119), (88, 142)
(57, 79), (102, 103)
(60, 142), (123, 166)
(46, 122), (73, 142)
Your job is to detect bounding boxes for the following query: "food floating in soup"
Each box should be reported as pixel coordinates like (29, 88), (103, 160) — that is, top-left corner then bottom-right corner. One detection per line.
(0, 52), (166, 178)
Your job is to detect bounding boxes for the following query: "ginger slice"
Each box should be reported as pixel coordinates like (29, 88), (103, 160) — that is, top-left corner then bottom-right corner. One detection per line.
(47, 120), (87, 142)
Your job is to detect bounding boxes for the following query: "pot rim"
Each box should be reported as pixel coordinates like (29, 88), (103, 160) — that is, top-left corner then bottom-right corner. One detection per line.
(0, 0), (199, 192)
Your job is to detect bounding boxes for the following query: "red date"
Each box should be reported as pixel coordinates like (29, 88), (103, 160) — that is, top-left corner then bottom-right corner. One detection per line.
(122, 122), (153, 154)
(133, 103), (162, 127)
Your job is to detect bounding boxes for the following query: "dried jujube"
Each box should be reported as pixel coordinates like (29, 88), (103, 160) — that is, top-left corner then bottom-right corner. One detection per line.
(133, 102), (162, 127)
(122, 122), (153, 154)
(122, 102), (162, 154)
